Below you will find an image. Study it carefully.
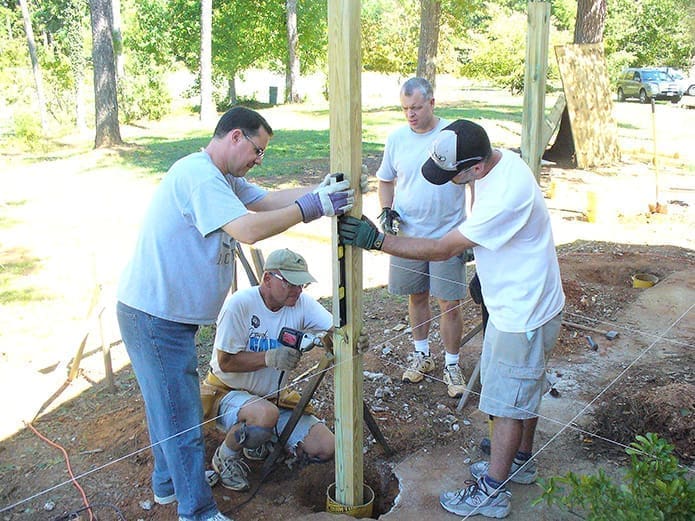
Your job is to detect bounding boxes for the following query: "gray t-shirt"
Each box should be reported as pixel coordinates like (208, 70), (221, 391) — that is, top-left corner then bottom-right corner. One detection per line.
(376, 118), (467, 238)
(117, 151), (266, 324)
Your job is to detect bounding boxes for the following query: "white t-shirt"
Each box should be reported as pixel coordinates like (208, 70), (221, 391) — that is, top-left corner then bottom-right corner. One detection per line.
(376, 119), (467, 238)
(117, 151), (267, 324)
(460, 149), (565, 332)
(210, 286), (333, 397)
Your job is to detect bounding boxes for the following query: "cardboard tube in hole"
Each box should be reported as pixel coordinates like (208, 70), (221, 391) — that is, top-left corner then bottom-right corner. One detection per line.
(632, 272), (658, 288)
(326, 483), (374, 518)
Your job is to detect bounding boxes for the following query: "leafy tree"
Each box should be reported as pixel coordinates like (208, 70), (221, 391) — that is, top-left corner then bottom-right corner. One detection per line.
(604, 0), (694, 74)
(117, 0), (172, 122)
(362, 0), (419, 74)
(200, 0), (214, 121)
(18, 0), (48, 130)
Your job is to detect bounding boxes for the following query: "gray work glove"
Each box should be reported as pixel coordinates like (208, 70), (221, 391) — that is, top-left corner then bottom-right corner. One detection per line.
(319, 168), (370, 194)
(265, 346), (301, 371)
(378, 207), (401, 235)
(296, 176), (354, 222)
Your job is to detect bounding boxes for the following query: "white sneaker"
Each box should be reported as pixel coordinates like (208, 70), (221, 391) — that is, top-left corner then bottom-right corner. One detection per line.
(402, 352), (435, 383)
(179, 513), (235, 521)
(212, 446), (250, 491)
(440, 477), (511, 518)
(154, 492), (176, 505)
(443, 363), (467, 398)
(470, 458), (538, 484)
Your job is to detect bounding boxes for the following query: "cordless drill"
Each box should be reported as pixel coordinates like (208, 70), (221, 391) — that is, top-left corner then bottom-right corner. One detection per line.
(278, 327), (323, 353)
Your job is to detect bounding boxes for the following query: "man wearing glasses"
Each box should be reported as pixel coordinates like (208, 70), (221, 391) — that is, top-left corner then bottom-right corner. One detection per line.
(205, 248), (336, 492)
(116, 107), (356, 521)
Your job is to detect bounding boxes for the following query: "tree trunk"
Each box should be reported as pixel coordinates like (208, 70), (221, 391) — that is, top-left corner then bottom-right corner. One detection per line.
(89, 0), (122, 148)
(545, 0), (607, 165)
(574, 0), (606, 44)
(111, 0), (124, 77)
(19, 0), (48, 131)
(227, 77), (237, 106)
(416, 0), (440, 89)
(285, 0), (300, 103)
(199, 0), (215, 123)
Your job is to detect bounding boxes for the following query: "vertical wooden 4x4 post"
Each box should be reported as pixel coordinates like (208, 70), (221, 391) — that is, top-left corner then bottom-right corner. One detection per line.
(328, 0), (365, 508)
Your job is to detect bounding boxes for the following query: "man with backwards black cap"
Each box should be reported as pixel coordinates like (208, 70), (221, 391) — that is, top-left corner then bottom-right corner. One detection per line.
(338, 120), (565, 518)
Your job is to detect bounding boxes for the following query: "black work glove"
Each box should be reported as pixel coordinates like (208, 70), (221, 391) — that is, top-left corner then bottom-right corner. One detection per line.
(378, 207), (401, 235)
(337, 215), (385, 250)
(265, 346), (301, 371)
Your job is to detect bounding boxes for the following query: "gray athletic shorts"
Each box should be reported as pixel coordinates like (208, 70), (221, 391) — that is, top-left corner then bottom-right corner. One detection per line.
(216, 390), (321, 452)
(479, 313), (562, 419)
(388, 253), (467, 301)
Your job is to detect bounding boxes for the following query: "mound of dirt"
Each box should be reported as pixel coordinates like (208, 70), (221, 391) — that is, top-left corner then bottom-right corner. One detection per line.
(591, 382), (695, 462)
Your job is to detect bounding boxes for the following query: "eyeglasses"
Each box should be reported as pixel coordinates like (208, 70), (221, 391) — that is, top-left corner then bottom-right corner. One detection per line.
(242, 131), (265, 159)
(269, 271), (308, 289)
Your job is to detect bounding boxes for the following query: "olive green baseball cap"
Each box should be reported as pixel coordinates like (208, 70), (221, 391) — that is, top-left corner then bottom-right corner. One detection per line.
(264, 248), (317, 286)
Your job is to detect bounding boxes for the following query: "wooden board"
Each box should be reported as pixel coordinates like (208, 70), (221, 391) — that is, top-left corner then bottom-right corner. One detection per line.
(555, 43), (621, 168)
(328, 0), (365, 508)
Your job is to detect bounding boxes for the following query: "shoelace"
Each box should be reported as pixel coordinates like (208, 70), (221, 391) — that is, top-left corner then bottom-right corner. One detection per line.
(220, 457), (250, 477)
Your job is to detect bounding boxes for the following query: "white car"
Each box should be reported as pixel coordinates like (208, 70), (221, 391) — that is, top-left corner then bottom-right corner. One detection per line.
(659, 67), (695, 96)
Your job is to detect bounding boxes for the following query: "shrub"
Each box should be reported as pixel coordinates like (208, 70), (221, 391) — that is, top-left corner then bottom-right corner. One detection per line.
(534, 433), (695, 520)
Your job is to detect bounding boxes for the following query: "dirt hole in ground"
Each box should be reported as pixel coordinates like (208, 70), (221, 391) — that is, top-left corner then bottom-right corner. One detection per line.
(204, 427), (399, 519)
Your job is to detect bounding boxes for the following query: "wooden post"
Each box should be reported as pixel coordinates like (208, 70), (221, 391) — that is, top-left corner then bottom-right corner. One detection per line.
(521, 1), (550, 181)
(328, 0), (364, 507)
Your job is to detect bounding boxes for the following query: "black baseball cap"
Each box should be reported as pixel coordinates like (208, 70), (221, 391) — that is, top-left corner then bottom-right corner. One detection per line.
(421, 120), (492, 185)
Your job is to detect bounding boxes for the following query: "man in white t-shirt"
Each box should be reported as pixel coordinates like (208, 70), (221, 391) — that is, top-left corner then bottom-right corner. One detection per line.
(376, 77), (469, 399)
(339, 120), (565, 519)
(205, 249), (335, 492)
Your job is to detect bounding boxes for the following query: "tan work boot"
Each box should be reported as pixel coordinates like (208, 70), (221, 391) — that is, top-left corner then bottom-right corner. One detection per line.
(443, 363), (467, 398)
(402, 352), (435, 383)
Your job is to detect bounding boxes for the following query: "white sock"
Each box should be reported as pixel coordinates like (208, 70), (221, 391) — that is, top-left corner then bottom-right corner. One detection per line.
(445, 352), (459, 367)
(413, 339), (429, 356)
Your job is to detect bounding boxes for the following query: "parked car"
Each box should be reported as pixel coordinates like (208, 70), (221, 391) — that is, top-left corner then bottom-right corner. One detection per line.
(616, 67), (683, 104)
(657, 67), (695, 96)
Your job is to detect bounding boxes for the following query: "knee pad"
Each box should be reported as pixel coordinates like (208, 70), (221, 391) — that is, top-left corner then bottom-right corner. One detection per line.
(233, 422), (273, 449)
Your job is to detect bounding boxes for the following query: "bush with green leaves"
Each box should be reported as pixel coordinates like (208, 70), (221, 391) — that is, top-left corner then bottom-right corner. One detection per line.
(535, 433), (695, 520)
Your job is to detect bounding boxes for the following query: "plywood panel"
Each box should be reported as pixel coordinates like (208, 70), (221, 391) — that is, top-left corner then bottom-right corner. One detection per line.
(555, 43), (621, 168)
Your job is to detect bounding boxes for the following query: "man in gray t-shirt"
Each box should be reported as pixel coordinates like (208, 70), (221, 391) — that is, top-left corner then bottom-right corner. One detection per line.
(116, 107), (355, 521)
(376, 77), (468, 400)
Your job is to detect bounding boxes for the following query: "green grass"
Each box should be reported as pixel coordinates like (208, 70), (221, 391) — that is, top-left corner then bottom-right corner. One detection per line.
(0, 255), (49, 304)
(100, 97), (525, 181)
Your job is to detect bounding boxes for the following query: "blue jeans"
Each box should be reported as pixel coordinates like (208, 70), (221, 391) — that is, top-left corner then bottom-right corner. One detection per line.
(117, 302), (218, 520)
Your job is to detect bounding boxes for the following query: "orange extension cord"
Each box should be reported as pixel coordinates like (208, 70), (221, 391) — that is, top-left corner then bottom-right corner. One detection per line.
(25, 422), (95, 521)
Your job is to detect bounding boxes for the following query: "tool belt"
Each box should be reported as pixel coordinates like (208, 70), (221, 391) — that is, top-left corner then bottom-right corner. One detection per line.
(200, 372), (315, 422)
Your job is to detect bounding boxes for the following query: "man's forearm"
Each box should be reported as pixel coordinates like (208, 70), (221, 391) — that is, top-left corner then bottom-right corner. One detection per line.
(381, 230), (474, 261)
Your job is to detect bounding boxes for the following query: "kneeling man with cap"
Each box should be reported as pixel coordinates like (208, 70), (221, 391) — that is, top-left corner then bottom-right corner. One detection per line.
(339, 120), (565, 518)
(204, 248), (336, 492)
